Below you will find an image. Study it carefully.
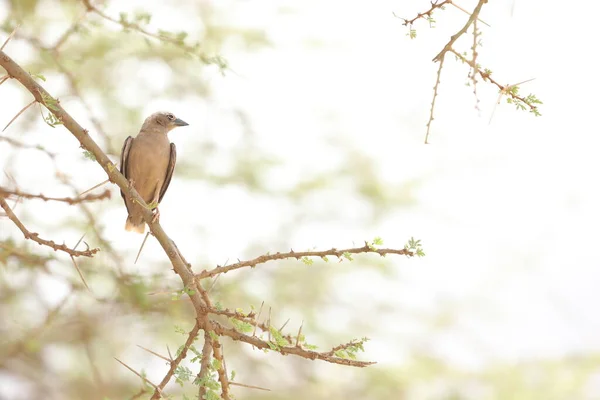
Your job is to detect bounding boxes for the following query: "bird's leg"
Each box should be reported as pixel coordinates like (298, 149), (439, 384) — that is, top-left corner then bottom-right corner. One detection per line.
(127, 179), (135, 200)
(151, 186), (161, 224)
(151, 207), (160, 223)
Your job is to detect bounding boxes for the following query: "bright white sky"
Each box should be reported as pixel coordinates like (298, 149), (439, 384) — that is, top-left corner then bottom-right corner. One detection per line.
(2, 0), (600, 376)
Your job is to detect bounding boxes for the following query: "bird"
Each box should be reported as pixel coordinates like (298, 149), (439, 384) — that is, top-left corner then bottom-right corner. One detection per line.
(119, 111), (189, 233)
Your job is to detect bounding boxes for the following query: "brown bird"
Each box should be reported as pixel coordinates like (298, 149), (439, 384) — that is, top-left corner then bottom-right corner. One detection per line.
(120, 111), (189, 233)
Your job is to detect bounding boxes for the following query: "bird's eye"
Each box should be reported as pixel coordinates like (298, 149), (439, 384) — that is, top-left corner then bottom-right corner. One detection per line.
(167, 113), (175, 120)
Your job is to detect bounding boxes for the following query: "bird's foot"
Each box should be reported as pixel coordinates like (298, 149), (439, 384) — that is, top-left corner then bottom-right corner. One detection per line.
(151, 207), (160, 224)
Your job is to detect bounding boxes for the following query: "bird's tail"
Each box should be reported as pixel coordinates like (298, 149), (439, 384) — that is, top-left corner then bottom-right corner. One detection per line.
(125, 216), (146, 234)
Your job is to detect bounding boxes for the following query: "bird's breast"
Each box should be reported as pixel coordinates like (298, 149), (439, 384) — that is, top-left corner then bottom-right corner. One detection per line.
(126, 134), (171, 202)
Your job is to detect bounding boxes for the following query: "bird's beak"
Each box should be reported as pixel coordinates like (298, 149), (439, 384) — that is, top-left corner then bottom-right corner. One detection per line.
(173, 118), (189, 127)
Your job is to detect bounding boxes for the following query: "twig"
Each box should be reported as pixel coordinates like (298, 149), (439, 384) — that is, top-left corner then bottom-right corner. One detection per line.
(432, 0), (488, 63)
(396, 1), (451, 26)
(425, 56), (444, 144)
(151, 321), (201, 400)
(196, 245), (414, 280)
(211, 339), (230, 400)
(211, 320), (375, 368)
(0, 196), (99, 258)
(470, 20), (481, 113)
(0, 187), (111, 204)
(449, 49), (540, 114)
(197, 330), (214, 400)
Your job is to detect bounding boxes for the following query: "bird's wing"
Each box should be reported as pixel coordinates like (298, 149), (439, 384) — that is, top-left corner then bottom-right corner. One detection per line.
(158, 143), (176, 204)
(119, 136), (134, 212)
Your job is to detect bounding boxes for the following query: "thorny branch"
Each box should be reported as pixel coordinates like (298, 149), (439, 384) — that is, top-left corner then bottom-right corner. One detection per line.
(196, 244), (414, 280)
(450, 49), (540, 114)
(398, 0), (452, 26)
(81, 0), (226, 68)
(432, 0), (488, 63)
(0, 186), (111, 204)
(0, 196), (99, 258)
(400, 0), (541, 142)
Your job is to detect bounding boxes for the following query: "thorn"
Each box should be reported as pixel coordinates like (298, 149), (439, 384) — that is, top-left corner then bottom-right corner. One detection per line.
(295, 320), (304, 347)
(1, 24), (20, 51)
(70, 255), (91, 292)
(229, 382), (271, 391)
(252, 301), (265, 344)
(278, 318), (290, 332)
(3, 100), (36, 132)
(73, 233), (86, 250)
(137, 344), (171, 363)
(134, 232), (151, 264)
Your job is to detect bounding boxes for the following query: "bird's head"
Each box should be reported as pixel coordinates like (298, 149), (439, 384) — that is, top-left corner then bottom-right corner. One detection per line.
(142, 111), (189, 133)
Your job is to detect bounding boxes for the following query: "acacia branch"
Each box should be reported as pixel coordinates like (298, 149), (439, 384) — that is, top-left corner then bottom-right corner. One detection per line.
(0, 187), (111, 204)
(0, 196), (99, 258)
(196, 245), (414, 280)
(432, 0), (488, 63)
(209, 319), (375, 368)
(449, 49), (540, 114)
(397, 0), (452, 26)
(152, 321), (201, 399)
(197, 331), (214, 400)
(211, 338), (230, 400)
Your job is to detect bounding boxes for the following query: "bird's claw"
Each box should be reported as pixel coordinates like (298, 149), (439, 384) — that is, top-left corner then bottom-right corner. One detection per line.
(151, 208), (160, 224)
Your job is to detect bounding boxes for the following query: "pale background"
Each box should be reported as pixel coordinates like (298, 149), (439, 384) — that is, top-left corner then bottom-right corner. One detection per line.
(1, 0), (600, 399)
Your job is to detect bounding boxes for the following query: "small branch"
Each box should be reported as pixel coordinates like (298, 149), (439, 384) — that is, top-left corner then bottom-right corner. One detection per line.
(196, 245), (414, 280)
(432, 0), (488, 63)
(469, 20), (481, 112)
(425, 56), (445, 144)
(0, 196), (99, 258)
(211, 320), (375, 368)
(396, 0), (451, 26)
(151, 321), (201, 400)
(449, 49), (540, 114)
(211, 339), (230, 400)
(197, 330), (214, 400)
(0, 187), (111, 204)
